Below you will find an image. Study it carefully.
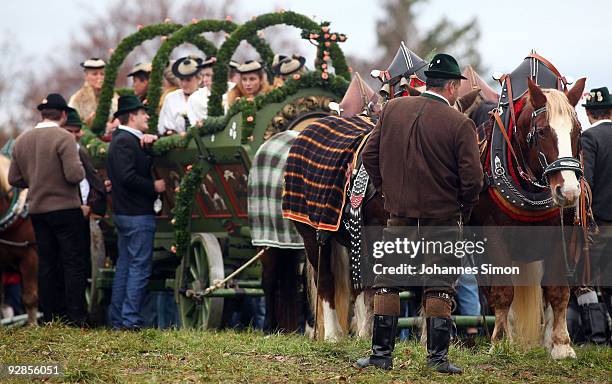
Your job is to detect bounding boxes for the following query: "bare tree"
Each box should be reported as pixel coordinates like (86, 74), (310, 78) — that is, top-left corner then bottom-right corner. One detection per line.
(348, 0), (483, 87)
(13, 0), (316, 132)
(16, 0), (239, 132)
(0, 35), (28, 146)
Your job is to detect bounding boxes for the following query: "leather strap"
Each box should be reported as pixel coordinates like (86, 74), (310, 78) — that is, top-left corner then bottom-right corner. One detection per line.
(505, 75), (518, 134)
(374, 291), (401, 316)
(493, 110), (535, 182)
(527, 53), (564, 83)
(503, 74), (535, 182)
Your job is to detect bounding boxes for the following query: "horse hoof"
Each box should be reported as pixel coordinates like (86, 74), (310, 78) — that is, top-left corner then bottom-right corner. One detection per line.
(304, 323), (315, 339)
(357, 327), (372, 340)
(551, 344), (576, 360)
(324, 332), (343, 343)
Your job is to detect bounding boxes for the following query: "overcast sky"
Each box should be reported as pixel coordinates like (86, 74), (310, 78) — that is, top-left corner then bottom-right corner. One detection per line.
(3, 0), (610, 124)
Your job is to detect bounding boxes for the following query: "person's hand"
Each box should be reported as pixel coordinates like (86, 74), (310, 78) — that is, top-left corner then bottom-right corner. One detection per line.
(104, 179), (112, 192)
(140, 134), (158, 147)
(81, 205), (91, 218)
(154, 179), (166, 193)
(105, 118), (120, 134)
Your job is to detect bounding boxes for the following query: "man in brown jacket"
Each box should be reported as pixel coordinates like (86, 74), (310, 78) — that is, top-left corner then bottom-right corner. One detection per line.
(9, 93), (89, 326)
(356, 54), (483, 373)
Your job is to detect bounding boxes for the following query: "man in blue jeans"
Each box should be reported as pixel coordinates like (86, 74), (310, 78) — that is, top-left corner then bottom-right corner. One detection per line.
(107, 95), (165, 330)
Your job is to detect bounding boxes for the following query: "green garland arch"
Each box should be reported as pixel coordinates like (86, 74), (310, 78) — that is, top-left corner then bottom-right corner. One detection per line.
(208, 11), (350, 117)
(208, 11), (316, 116)
(91, 23), (183, 135)
(81, 69), (349, 160)
(79, 12), (353, 258)
(145, 19), (273, 133)
(146, 19), (234, 133)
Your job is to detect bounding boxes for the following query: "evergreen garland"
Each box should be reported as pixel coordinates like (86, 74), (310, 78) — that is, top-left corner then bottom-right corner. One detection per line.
(81, 70), (349, 159)
(208, 11), (320, 117)
(146, 19), (234, 133)
(91, 23), (183, 135)
(233, 70), (348, 143)
(82, 12), (353, 259)
(170, 149), (205, 258)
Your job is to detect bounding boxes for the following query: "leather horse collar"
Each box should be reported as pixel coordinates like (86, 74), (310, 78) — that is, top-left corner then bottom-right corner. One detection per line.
(488, 53), (577, 213)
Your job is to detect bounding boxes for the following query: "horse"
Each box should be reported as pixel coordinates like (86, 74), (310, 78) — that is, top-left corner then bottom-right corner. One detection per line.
(471, 74), (587, 359)
(0, 155), (39, 325)
(284, 77), (484, 341)
(247, 130), (308, 333)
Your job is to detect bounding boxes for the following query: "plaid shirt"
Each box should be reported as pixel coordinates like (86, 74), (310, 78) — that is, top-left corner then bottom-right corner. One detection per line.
(248, 131), (304, 248)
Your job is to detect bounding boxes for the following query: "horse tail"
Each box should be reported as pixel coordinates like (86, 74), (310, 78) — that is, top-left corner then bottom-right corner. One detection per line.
(510, 261), (544, 346)
(330, 239), (351, 334)
(304, 260), (318, 338)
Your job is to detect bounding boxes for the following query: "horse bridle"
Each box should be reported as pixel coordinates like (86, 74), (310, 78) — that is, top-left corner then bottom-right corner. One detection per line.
(525, 106), (583, 185)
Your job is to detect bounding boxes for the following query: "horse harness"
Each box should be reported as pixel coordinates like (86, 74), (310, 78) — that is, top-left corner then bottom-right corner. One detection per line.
(0, 186), (34, 248)
(487, 53), (583, 209)
(342, 151), (378, 291)
(486, 53), (595, 284)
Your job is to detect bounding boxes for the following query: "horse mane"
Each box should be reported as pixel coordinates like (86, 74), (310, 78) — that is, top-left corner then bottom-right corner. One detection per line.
(541, 89), (579, 129)
(0, 155), (11, 193)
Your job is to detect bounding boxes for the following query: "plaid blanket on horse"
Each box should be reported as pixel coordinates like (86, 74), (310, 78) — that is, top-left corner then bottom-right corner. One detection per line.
(248, 131), (304, 249)
(282, 115), (375, 231)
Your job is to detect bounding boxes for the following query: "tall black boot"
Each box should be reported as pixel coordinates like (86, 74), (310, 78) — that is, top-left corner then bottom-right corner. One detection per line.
(426, 317), (462, 374)
(354, 314), (398, 370)
(579, 303), (610, 345)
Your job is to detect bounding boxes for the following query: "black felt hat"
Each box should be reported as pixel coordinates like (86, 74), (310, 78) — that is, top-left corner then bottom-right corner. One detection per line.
(582, 87), (612, 109)
(65, 108), (83, 127)
(273, 55), (306, 76)
(198, 57), (217, 69)
(113, 95), (146, 118)
(424, 53), (467, 80)
(37, 93), (71, 111)
(172, 56), (203, 79)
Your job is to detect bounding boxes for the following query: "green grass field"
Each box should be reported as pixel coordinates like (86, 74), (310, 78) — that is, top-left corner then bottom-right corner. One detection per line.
(0, 325), (610, 383)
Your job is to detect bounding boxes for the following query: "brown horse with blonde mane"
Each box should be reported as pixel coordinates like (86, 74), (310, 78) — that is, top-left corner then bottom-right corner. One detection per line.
(472, 70), (587, 359)
(0, 155), (38, 325)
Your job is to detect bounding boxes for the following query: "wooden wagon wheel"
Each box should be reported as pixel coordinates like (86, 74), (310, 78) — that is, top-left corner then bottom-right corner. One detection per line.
(175, 232), (224, 329)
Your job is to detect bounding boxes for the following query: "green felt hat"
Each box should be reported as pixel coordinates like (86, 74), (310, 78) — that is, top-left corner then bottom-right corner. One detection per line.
(113, 95), (146, 118)
(424, 53), (467, 80)
(582, 87), (612, 109)
(65, 108), (83, 127)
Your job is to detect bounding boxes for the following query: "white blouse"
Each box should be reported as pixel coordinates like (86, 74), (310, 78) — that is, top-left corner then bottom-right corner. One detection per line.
(157, 89), (193, 135)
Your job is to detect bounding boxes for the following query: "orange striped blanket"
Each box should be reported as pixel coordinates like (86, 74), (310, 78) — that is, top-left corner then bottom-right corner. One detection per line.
(282, 115), (374, 231)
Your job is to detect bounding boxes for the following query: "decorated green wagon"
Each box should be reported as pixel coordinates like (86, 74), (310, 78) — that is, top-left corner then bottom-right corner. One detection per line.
(80, 11), (351, 329)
